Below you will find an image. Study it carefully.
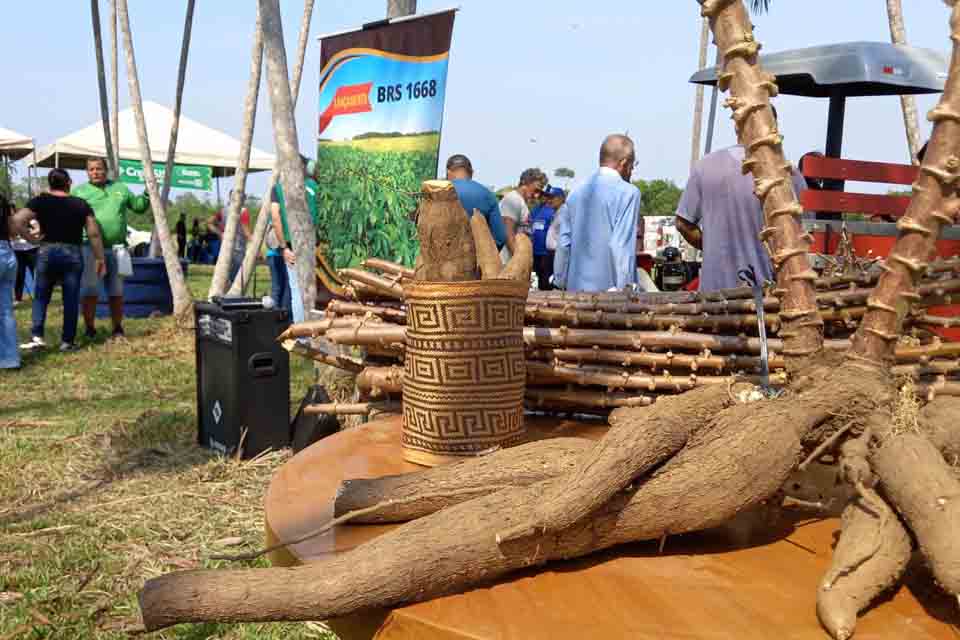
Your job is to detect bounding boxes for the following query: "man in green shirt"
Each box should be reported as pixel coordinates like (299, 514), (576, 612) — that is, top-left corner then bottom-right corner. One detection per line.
(270, 156), (319, 324)
(73, 157), (151, 339)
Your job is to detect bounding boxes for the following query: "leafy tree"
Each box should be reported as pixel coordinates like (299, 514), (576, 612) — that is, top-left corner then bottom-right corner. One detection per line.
(633, 178), (684, 216)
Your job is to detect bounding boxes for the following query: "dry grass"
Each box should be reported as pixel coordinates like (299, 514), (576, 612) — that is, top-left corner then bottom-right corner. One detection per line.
(0, 266), (335, 639)
(892, 377), (922, 437)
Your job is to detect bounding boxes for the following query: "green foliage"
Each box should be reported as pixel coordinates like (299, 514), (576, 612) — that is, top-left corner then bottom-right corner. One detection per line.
(554, 167), (575, 179)
(315, 143), (432, 269)
(633, 178), (684, 216)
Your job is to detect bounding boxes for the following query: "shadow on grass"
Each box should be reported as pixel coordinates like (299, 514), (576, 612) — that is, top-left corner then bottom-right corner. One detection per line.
(0, 408), (218, 528)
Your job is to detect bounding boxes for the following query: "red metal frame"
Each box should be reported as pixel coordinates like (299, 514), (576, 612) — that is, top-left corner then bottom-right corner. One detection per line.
(800, 156), (918, 218)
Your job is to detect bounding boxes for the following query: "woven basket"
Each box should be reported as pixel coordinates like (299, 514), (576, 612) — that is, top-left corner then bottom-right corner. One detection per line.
(402, 279), (528, 467)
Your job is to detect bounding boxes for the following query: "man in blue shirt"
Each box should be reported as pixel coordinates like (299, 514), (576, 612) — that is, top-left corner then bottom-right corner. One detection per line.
(531, 186), (564, 290)
(554, 135), (641, 292)
(445, 154), (507, 249)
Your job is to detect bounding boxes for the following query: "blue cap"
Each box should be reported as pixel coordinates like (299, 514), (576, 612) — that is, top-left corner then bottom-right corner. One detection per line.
(544, 186), (565, 198)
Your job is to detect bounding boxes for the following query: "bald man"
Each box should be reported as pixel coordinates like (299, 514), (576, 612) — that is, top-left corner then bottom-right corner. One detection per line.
(553, 134), (642, 291)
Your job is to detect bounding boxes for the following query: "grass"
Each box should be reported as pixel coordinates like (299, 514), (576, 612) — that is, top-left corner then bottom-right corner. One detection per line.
(0, 265), (335, 639)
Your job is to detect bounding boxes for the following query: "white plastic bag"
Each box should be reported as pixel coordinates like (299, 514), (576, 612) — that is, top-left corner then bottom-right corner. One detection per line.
(115, 245), (134, 277)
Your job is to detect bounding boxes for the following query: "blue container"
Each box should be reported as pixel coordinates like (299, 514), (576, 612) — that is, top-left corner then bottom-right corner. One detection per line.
(96, 258), (189, 319)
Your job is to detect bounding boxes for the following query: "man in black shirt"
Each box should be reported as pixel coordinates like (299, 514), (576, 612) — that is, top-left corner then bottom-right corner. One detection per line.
(19, 169), (106, 352)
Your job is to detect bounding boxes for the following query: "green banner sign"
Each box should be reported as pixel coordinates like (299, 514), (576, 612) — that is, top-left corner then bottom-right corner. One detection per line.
(118, 159), (212, 191)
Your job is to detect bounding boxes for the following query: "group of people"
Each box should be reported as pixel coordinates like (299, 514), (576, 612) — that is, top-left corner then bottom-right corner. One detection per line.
(445, 139), (642, 293)
(448, 109), (811, 295)
(177, 195), (253, 283)
(444, 156), (566, 290)
(0, 157), (145, 368)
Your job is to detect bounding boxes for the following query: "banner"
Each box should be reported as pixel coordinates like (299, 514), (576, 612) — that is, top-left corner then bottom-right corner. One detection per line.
(118, 159), (212, 191)
(317, 9), (456, 270)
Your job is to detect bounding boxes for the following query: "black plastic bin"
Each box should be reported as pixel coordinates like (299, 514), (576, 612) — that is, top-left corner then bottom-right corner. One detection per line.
(195, 299), (291, 459)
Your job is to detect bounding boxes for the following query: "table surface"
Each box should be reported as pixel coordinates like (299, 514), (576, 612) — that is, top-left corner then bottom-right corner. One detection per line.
(264, 415), (959, 640)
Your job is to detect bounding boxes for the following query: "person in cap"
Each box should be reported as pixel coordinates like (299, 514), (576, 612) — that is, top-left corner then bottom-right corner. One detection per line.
(500, 168), (547, 263)
(445, 154), (507, 249)
(531, 186), (565, 290)
(554, 134), (642, 292)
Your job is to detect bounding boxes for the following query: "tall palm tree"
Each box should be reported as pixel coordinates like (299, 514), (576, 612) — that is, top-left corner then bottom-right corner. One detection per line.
(387, 0), (416, 18)
(690, 18), (710, 170)
(109, 0), (120, 175)
(160, 0), (196, 208)
(149, 0), (196, 259)
(258, 0), (316, 316)
(886, 0), (922, 163)
(228, 0), (315, 296)
(117, 0), (193, 322)
(90, 0), (116, 178)
(210, 5), (264, 298)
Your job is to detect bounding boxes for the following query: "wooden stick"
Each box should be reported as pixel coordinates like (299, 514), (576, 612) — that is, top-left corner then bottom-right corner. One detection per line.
(326, 326), (407, 349)
(340, 269), (404, 300)
(281, 339), (365, 374)
(327, 301), (407, 322)
(528, 348), (784, 372)
(304, 402), (400, 416)
(521, 327), (782, 354)
(362, 258), (415, 279)
(525, 388), (654, 410)
(356, 366), (404, 397)
(891, 359), (960, 379)
(525, 361), (785, 391)
(278, 317), (383, 341)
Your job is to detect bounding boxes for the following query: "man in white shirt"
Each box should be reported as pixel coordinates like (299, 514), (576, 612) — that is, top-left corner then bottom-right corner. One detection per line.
(499, 168), (547, 262)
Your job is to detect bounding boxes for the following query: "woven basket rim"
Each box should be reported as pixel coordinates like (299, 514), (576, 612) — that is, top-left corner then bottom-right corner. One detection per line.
(404, 279), (529, 299)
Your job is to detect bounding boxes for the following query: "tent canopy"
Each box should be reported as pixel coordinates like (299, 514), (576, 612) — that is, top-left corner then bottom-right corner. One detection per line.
(28, 101), (275, 177)
(0, 127), (34, 161)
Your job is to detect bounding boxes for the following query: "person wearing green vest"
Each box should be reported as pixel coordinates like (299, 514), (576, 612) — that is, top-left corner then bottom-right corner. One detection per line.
(73, 157), (151, 339)
(270, 156), (319, 324)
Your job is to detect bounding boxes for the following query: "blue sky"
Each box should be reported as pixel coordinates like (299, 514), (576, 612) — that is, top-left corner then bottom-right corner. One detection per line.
(2, 1), (954, 200)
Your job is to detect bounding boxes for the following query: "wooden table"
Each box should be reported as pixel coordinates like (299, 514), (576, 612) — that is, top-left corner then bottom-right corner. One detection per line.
(264, 415), (959, 639)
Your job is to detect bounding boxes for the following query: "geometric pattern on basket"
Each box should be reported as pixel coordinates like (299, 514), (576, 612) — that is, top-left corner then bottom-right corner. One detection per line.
(402, 402), (524, 455)
(407, 297), (525, 335)
(402, 283), (528, 458)
(404, 351), (525, 386)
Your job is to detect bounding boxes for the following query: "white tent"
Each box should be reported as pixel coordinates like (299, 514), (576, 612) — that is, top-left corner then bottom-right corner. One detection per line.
(29, 101), (274, 177)
(0, 127), (34, 161)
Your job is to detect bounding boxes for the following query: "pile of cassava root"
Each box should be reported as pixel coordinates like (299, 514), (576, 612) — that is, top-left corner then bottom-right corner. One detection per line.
(139, 2), (960, 638)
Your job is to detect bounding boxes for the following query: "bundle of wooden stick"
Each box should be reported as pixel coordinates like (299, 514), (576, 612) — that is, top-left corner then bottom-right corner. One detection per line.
(284, 255), (960, 415)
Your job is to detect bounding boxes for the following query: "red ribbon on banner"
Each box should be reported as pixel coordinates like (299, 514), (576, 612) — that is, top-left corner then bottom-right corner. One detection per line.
(318, 82), (374, 135)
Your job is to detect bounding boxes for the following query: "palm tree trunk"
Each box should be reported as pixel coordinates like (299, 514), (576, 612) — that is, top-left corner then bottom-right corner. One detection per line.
(145, 0), (196, 261)
(227, 0), (315, 297)
(117, 0), (193, 322)
(160, 0), (196, 208)
(90, 0), (116, 178)
(386, 0), (416, 18)
(209, 5), (264, 298)
(852, 1), (960, 363)
(258, 0), (316, 317)
(109, 0), (120, 175)
(690, 17), (710, 171)
(887, 0), (922, 163)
